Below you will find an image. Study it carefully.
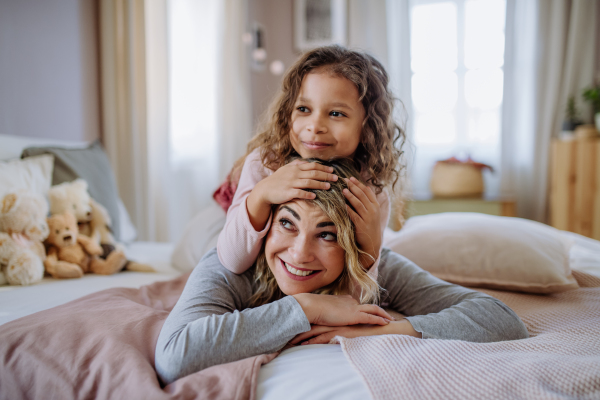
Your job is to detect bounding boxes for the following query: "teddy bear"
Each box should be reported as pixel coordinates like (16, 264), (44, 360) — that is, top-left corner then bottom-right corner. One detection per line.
(0, 190), (49, 285)
(48, 179), (154, 273)
(44, 212), (128, 278)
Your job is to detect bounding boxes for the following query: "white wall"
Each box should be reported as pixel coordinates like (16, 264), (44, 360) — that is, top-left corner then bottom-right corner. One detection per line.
(0, 0), (99, 142)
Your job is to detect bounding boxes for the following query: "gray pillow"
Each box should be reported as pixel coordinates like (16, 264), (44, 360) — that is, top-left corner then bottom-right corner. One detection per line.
(21, 140), (121, 241)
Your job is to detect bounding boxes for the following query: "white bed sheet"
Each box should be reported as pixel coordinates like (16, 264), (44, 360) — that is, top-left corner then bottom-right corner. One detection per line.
(0, 241), (180, 326)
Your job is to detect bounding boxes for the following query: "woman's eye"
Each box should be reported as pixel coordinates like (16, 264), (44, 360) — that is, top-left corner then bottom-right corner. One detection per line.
(319, 232), (337, 242)
(297, 106), (309, 113)
(279, 218), (295, 230)
(330, 111), (345, 117)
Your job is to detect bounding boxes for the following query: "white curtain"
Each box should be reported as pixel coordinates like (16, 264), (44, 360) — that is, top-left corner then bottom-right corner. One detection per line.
(99, 0), (252, 242)
(502, 0), (598, 222)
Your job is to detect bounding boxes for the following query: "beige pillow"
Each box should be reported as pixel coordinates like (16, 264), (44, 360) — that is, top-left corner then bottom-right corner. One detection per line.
(0, 154), (54, 198)
(384, 213), (578, 294)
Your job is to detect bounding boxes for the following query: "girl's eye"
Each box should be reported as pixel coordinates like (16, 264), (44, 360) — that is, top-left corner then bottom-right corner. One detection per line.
(319, 232), (337, 242)
(279, 218), (295, 231)
(297, 106), (309, 113)
(330, 111), (345, 117)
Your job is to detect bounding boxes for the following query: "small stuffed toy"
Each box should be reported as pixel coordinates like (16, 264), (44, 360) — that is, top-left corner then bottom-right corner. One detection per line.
(0, 190), (49, 285)
(44, 212), (128, 278)
(48, 179), (154, 273)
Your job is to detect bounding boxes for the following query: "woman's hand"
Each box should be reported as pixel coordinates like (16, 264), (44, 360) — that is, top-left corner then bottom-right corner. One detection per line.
(343, 177), (382, 268)
(292, 293), (393, 327)
(290, 320), (422, 345)
(246, 160), (338, 231)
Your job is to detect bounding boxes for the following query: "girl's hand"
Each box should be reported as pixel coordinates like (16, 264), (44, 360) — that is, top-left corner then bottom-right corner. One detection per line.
(246, 160), (338, 231)
(292, 293), (393, 327)
(343, 177), (382, 268)
(290, 320), (422, 345)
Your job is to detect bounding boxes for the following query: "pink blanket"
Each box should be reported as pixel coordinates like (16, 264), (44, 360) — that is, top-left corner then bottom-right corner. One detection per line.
(338, 270), (600, 399)
(0, 273), (275, 400)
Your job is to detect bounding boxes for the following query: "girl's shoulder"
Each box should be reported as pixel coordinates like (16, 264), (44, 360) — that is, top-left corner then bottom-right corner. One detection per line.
(240, 148), (273, 181)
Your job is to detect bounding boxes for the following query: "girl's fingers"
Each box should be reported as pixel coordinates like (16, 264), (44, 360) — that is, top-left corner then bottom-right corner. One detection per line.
(345, 178), (373, 207)
(349, 177), (378, 203)
(296, 179), (330, 190)
(292, 189), (316, 200)
(298, 162), (337, 176)
(300, 170), (338, 183)
(358, 304), (394, 321)
(343, 187), (368, 215)
(357, 313), (391, 326)
(346, 205), (361, 224)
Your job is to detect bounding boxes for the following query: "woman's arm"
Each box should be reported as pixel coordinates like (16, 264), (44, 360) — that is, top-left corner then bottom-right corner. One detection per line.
(379, 248), (529, 342)
(155, 249), (311, 384)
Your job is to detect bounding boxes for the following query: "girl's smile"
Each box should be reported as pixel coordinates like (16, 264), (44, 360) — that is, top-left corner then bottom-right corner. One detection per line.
(290, 71), (365, 160)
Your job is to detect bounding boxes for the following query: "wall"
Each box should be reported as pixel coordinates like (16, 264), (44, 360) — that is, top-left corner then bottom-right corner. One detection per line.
(0, 0), (99, 142)
(248, 0), (388, 130)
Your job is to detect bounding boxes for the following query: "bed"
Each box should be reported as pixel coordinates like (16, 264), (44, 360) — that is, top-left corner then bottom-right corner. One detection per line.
(1, 134), (600, 399)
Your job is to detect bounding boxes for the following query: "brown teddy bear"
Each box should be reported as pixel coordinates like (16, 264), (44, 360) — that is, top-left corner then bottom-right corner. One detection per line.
(0, 190), (49, 285)
(48, 179), (154, 273)
(44, 212), (128, 279)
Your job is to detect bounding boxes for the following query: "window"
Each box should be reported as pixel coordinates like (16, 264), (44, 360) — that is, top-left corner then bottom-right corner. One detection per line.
(168, 0), (220, 165)
(408, 0), (506, 196)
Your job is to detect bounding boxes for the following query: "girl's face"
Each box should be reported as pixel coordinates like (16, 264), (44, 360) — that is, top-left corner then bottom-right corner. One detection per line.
(264, 200), (346, 296)
(290, 71), (365, 160)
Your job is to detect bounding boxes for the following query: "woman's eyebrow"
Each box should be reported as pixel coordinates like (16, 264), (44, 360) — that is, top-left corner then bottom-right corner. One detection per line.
(316, 221), (335, 228)
(281, 206), (300, 220)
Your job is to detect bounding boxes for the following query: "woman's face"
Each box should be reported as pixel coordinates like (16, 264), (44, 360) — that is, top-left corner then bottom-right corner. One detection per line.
(264, 199), (346, 296)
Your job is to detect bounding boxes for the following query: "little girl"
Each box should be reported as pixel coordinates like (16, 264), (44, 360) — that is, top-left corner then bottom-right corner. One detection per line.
(217, 45), (405, 289)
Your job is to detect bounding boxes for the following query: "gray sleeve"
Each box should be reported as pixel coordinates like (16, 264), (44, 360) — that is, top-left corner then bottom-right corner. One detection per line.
(155, 249), (311, 385)
(378, 248), (529, 342)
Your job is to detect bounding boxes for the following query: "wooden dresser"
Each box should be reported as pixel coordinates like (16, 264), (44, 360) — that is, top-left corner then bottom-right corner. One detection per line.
(550, 138), (600, 239)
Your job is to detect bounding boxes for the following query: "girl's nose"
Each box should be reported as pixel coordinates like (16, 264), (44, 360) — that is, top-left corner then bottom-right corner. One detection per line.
(289, 236), (315, 265)
(307, 112), (328, 134)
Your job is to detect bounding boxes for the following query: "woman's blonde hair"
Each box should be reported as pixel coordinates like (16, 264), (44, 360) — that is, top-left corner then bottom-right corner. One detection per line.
(249, 158), (380, 307)
(235, 45), (406, 195)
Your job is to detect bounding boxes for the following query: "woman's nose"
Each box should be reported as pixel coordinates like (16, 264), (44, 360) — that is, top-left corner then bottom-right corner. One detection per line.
(307, 112), (328, 134)
(289, 236), (315, 264)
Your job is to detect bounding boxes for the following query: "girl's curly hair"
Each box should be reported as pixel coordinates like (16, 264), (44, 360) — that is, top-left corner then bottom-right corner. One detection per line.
(239, 45), (406, 194)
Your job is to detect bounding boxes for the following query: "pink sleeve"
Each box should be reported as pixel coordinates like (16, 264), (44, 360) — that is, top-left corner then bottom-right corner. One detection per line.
(365, 188), (391, 283)
(217, 150), (273, 274)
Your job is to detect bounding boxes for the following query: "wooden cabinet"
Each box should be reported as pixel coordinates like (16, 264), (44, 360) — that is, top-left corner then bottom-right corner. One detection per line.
(550, 139), (600, 239)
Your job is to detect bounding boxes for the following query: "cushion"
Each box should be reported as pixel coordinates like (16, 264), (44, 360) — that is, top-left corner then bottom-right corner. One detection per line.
(0, 155), (54, 198)
(171, 202), (226, 272)
(21, 141), (122, 241)
(383, 212), (578, 294)
(0, 133), (91, 161)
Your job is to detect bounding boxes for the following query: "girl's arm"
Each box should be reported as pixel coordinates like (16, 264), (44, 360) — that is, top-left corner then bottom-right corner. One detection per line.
(216, 150), (274, 273)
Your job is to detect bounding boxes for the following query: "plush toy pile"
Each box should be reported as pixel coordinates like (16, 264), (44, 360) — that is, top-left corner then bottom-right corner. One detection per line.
(0, 178), (153, 286)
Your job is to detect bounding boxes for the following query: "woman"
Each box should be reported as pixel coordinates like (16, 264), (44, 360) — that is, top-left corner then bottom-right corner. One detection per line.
(155, 159), (528, 385)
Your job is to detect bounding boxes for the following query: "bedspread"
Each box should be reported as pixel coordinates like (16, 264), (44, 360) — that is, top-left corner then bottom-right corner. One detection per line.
(338, 270), (600, 399)
(0, 272), (275, 400)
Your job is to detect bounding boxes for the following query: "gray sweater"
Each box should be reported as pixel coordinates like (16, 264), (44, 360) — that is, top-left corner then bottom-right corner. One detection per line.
(155, 248), (528, 384)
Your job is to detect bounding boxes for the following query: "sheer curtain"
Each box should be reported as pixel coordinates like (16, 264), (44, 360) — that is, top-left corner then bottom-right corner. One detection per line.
(99, 0), (252, 242)
(502, 0), (598, 222)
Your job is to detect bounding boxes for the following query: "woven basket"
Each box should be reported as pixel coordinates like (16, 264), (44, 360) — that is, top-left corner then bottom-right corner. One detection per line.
(430, 162), (484, 198)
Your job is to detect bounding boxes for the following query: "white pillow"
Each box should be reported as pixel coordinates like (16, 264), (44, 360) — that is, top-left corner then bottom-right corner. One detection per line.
(383, 213), (578, 294)
(0, 155), (54, 198)
(171, 202), (226, 272)
(562, 231), (600, 279)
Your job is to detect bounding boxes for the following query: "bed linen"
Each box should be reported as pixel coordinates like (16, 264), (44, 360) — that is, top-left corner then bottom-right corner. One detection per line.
(337, 270), (600, 400)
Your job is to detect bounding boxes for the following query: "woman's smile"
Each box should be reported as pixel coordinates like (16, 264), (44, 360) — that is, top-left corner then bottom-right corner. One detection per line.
(279, 258), (323, 280)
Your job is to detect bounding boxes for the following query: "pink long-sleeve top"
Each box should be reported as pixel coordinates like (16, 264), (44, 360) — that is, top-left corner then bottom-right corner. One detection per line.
(216, 149), (391, 281)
